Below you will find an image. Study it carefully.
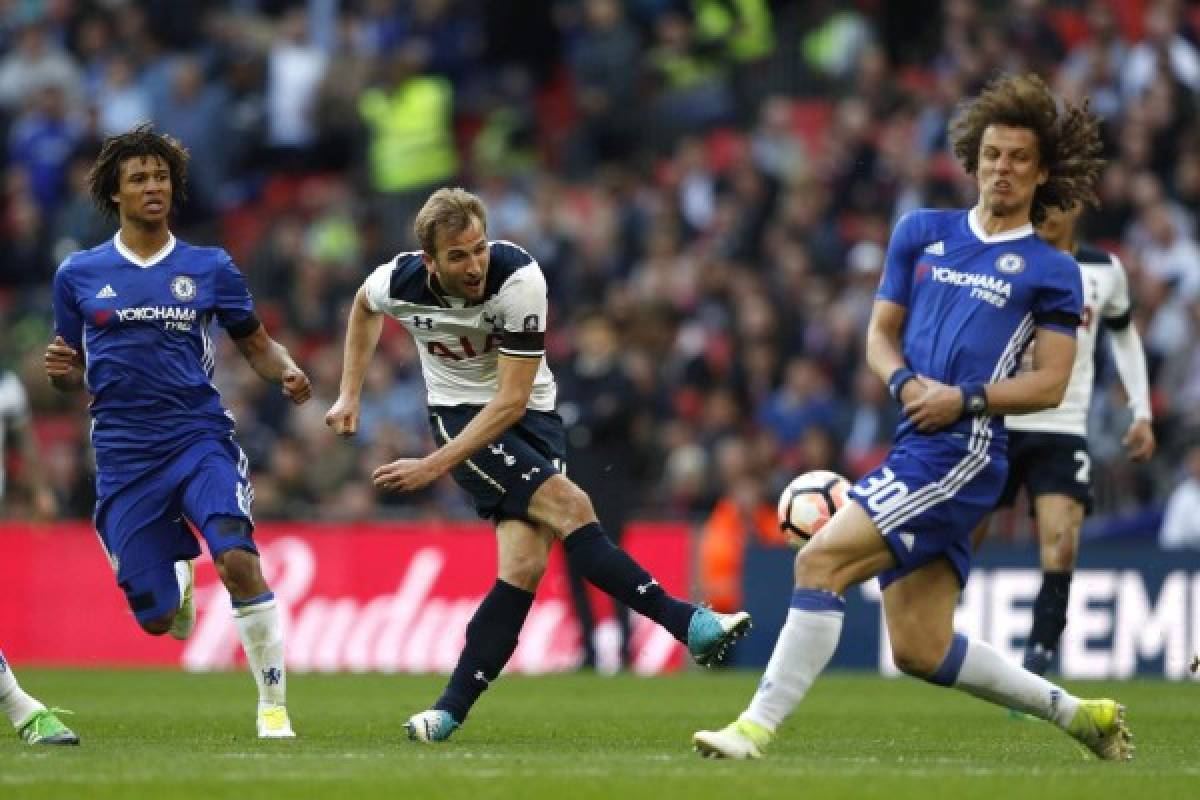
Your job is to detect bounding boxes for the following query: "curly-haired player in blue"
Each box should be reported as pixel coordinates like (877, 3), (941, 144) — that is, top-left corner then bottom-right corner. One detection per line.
(694, 74), (1132, 762)
(45, 126), (311, 738)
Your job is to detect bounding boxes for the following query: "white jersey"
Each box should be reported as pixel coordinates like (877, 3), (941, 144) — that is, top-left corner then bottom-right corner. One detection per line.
(363, 240), (557, 411)
(0, 370), (31, 500)
(1007, 245), (1132, 436)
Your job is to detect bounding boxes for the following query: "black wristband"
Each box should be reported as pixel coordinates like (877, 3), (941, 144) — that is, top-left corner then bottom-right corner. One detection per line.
(960, 382), (988, 417)
(888, 368), (917, 402)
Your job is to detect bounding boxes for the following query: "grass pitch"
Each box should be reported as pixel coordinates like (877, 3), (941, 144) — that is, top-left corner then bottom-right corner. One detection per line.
(1, 670), (1195, 799)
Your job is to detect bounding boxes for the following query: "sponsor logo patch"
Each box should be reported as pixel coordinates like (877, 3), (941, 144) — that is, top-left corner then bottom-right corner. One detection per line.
(995, 253), (1025, 274)
(171, 275), (197, 302)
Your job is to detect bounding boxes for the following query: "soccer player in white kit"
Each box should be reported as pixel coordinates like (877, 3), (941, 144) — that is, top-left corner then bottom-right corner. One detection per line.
(326, 188), (750, 742)
(994, 201), (1155, 676)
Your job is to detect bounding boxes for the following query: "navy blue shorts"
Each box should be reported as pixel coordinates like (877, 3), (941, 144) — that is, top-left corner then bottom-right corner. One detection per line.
(849, 421), (1007, 590)
(996, 430), (1093, 514)
(94, 437), (257, 621)
(429, 405), (565, 522)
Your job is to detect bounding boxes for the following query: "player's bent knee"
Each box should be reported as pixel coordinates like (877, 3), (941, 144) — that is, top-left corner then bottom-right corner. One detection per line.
(794, 547), (848, 594)
(535, 476), (596, 534)
(890, 639), (947, 679)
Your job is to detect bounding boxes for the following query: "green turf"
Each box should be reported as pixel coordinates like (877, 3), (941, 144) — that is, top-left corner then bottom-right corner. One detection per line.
(0, 670), (1194, 799)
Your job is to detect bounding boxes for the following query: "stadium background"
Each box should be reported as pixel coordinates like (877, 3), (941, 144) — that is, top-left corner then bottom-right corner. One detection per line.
(1, 0), (1199, 677)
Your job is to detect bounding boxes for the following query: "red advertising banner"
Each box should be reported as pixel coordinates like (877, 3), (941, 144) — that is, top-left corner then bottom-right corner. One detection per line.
(0, 522), (691, 673)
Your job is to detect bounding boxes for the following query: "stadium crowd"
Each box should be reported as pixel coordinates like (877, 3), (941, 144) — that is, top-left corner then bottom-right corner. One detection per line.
(1, 0), (1197, 551)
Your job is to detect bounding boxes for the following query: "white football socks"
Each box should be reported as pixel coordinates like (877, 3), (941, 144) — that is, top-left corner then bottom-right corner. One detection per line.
(743, 590), (845, 732)
(0, 651), (45, 728)
(949, 635), (1080, 728)
(234, 595), (287, 707)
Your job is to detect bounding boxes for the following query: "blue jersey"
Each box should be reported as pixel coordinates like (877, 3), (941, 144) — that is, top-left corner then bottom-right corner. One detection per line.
(52, 234), (258, 472)
(877, 208), (1082, 442)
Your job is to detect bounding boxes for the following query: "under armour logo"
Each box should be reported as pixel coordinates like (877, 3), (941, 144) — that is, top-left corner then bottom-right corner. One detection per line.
(489, 443), (516, 466)
(474, 670), (489, 685)
(412, 315), (435, 330)
(262, 667), (283, 686)
(636, 579), (659, 595)
(521, 467), (541, 481)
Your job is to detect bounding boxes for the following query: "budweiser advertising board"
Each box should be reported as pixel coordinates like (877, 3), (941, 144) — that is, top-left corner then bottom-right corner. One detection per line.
(0, 522), (690, 673)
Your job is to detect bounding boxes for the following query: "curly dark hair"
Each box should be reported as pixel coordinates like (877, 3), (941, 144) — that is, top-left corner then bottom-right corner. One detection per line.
(949, 73), (1104, 226)
(87, 123), (189, 219)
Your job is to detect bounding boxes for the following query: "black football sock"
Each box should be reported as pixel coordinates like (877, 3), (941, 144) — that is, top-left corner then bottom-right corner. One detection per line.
(563, 522), (695, 643)
(1023, 570), (1072, 674)
(433, 579), (534, 723)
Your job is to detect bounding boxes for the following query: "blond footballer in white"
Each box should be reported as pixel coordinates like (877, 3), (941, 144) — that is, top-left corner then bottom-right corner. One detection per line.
(327, 188), (749, 743)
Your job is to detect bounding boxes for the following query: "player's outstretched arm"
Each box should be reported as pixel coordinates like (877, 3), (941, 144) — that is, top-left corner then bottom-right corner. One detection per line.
(983, 327), (1075, 415)
(325, 287), (384, 436)
(232, 324), (311, 405)
(1107, 323), (1156, 461)
(373, 354), (538, 493)
(44, 336), (85, 393)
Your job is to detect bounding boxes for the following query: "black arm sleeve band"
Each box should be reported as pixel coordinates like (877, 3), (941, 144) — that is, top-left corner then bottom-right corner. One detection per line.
(1103, 309), (1133, 331)
(499, 330), (545, 355)
(225, 314), (262, 340)
(1033, 310), (1081, 329)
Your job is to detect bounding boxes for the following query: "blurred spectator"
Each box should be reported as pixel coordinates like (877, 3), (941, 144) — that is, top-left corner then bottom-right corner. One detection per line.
(265, 8), (328, 171)
(358, 45), (458, 249)
(0, 21), (82, 112)
(750, 95), (808, 184)
(51, 145), (113, 262)
(558, 309), (643, 669)
(564, 0), (642, 174)
(1005, 0), (1065, 77)
(757, 357), (839, 450)
(800, 1), (874, 81)
(8, 83), (80, 219)
(1159, 445), (1200, 549)
(152, 56), (230, 222)
(1060, 0), (1126, 121)
(94, 54), (151, 137)
(0, 369), (57, 520)
(698, 437), (787, 613)
(1132, 201), (1200, 363)
(1122, 0), (1200, 99)
(645, 10), (735, 150)
(842, 366), (898, 479)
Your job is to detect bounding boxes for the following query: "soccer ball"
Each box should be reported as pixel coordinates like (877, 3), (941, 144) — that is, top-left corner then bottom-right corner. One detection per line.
(777, 470), (850, 548)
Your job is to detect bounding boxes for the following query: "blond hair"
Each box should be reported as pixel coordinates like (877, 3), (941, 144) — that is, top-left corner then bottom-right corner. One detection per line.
(413, 187), (488, 255)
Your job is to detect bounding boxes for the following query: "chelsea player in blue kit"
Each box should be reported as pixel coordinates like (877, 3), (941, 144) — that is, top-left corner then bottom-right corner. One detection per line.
(44, 126), (311, 738)
(695, 75), (1133, 761)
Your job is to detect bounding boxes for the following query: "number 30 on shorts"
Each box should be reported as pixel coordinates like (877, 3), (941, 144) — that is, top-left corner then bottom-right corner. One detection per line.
(856, 467), (910, 514)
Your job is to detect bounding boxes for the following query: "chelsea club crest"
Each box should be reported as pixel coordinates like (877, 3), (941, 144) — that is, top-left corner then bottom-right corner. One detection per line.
(995, 253), (1026, 274)
(171, 275), (197, 302)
